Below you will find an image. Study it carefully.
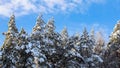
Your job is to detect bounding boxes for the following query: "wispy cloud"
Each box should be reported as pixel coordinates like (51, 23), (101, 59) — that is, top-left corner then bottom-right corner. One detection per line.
(0, 0), (105, 17)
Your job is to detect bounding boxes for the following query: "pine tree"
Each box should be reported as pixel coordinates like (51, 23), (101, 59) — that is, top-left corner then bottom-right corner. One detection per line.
(30, 15), (48, 67)
(1, 14), (118, 68)
(44, 17), (63, 67)
(104, 20), (120, 68)
(110, 20), (120, 43)
(79, 28), (103, 67)
(32, 15), (45, 32)
(15, 28), (33, 68)
(31, 15), (45, 46)
(45, 17), (55, 34)
(79, 28), (93, 58)
(61, 33), (85, 68)
(2, 14), (18, 48)
(1, 14), (19, 68)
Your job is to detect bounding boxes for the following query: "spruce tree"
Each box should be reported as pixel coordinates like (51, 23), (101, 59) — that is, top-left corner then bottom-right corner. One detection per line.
(79, 28), (103, 67)
(15, 28), (33, 68)
(104, 20), (120, 68)
(44, 17), (63, 67)
(62, 33), (85, 68)
(1, 14), (19, 68)
(2, 14), (18, 48)
(79, 28), (93, 58)
(1, 14), (117, 68)
(30, 15), (48, 67)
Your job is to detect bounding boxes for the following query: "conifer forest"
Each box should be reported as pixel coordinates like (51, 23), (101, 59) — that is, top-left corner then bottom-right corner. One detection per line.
(0, 14), (120, 68)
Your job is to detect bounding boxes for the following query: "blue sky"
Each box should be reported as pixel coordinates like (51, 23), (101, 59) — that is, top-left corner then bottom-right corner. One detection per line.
(0, 0), (120, 45)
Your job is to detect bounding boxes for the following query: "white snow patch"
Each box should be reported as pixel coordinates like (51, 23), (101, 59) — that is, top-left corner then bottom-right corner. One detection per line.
(86, 57), (93, 62)
(82, 44), (88, 48)
(31, 48), (39, 57)
(15, 45), (20, 50)
(20, 45), (25, 49)
(0, 51), (2, 60)
(25, 49), (31, 53)
(39, 58), (45, 63)
(92, 55), (103, 62)
(0, 51), (2, 56)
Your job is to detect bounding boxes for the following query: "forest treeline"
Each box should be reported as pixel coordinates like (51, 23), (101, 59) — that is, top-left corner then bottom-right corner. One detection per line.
(0, 14), (120, 68)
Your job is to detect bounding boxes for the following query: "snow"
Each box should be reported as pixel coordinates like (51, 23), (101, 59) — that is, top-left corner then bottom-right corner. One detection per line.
(82, 45), (88, 48)
(0, 51), (2, 60)
(21, 34), (27, 37)
(74, 45), (80, 51)
(76, 42), (80, 45)
(20, 45), (25, 49)
(27, 43), (32, 48)
(31, 48), (40, 57)
(25, 49), (31, 53)
(39, 58), (45, 63)
(76, 52), (81, 57)
(15, 45), (20, 50)
(1, 15), (109, 68)
(0, 51), (2, 56)
(28, 57), (33, 63)
(92, 55), (103, 62)
(12, 59), (16, 63)
(86, 57), (93, 62)
(91, 63), (95, 66)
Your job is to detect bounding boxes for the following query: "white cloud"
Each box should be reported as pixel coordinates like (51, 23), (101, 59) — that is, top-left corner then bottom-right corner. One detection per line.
(0, 0), (105, 17)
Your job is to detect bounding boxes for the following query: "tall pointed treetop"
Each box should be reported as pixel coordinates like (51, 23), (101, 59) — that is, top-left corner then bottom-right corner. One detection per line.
(8, 14), (18, 33)
(110, 20), (120, 43)
(81, 27), (89, 40)
(113, 20), (120, 33)
(61, 27), (68, 38)
(33, 15), (45, 32)
(36, 14), (44, 26)
(20, 28), (26, 35)
(45, 17), (55, 33)
(47, 17), (55, 27)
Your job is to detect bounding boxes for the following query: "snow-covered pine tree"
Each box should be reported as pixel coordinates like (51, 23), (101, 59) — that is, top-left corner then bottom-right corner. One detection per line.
(79, 28), (93, 58)
(30, 15), (48, 68)
(104, 20), (120, 68)
(110, 20), (120, 43)
(45, 17), (55, 34)
(2, 14), (18, 48)
(61, 33), (85, 68)
(44, 17), (63, 67)
(1, 14), (19, 68)
(15, 28), (33, 68)
(79, 27), (103, 67)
